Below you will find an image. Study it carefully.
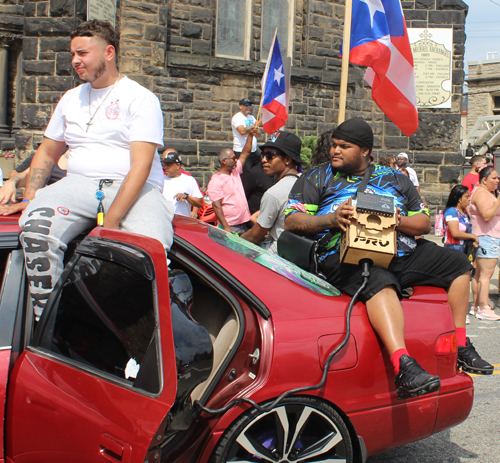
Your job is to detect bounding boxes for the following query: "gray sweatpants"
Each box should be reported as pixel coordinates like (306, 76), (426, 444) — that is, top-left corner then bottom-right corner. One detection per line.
(19, 174), (174, 317)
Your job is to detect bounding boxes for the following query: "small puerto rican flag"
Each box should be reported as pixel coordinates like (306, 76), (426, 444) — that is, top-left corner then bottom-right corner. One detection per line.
(261, 36), (288, 134)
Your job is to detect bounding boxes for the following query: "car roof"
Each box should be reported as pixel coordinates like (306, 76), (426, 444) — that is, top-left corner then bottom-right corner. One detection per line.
(0, 214), (344, 320)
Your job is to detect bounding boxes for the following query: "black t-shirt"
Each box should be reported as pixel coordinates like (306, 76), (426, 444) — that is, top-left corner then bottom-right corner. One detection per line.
(241, 163), (274, 215)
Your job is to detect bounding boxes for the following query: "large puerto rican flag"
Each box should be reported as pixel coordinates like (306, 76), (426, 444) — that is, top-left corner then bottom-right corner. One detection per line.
(347, 0), (418, 136)
(261, 36), (288, 134)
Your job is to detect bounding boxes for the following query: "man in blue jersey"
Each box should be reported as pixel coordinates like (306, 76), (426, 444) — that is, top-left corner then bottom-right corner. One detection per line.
(284, 118), (492, 399)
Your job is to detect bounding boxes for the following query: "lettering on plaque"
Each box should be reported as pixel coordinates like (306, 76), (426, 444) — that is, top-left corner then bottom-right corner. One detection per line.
(87, 0), (117, 27)
(408, 28), (453, 109)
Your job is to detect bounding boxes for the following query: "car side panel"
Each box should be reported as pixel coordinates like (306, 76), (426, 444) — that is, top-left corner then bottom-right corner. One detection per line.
(0, 350), (11, 462)
(6, 351), (174, 463)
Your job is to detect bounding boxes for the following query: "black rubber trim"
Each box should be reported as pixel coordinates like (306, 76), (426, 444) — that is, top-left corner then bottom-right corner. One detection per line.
(172, 236), (271, 320)
(0, 232), (21, 250)
(0, 250), (24, 348)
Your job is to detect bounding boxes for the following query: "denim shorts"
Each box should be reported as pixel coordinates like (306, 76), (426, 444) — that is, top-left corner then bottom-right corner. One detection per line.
(477, 235), (500, 259)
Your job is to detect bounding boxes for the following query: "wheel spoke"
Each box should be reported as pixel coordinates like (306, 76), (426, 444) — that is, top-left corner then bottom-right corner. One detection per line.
(274, 406), (290, 456)
(235, 432), (276, 462)
(296, 431), (344, 461)
(288, 405), (314, 455)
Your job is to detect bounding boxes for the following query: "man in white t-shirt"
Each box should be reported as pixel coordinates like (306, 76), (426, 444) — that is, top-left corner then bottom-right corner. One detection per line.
(6, 20), (174, 318)
(161, 150), (203, 217)
(397, 152), (420, 193)
(231, 98), (261, 172)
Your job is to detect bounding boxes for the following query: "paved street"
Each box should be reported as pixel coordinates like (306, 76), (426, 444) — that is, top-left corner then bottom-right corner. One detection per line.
(367, 234), (500, 463)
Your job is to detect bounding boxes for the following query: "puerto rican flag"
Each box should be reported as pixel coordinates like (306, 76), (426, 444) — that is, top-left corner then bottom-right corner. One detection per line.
(261, 36), (288, 134)
(346, 0), (418, 137)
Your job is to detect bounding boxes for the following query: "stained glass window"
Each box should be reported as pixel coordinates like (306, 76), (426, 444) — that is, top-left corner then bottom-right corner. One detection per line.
(261, 0), (294, 60)
(216, 0), (250, 59)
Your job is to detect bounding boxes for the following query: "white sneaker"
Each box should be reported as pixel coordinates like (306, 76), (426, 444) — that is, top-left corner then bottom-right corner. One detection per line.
(466, 314), (471, 325)
(468, 304), (477, 316)
(476, 307), (500, 321)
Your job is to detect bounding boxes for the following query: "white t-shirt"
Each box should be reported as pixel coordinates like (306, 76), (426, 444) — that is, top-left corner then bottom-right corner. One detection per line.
(44, 76), (165, 191)
(162, 173), (203, 217)
(232, 112), (257, 152)
(406, 166), (419, 187)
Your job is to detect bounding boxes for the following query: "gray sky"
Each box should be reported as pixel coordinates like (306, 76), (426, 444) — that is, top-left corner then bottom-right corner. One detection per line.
(464, 0), (500, 65)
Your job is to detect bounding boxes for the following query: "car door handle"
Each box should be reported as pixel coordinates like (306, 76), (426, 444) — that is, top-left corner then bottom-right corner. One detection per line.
(100, 433), (131, 462)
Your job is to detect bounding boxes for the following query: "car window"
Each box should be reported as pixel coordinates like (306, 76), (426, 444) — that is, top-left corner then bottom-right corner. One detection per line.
(38, 255), (160, 393)
(208, 227), (341, 297)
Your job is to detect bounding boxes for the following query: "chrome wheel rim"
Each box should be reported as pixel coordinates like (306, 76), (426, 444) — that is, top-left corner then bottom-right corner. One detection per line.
(226, 403), (348, 462)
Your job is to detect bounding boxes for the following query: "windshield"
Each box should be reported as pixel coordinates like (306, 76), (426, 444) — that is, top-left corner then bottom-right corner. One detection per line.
(208, 227), (340, 297)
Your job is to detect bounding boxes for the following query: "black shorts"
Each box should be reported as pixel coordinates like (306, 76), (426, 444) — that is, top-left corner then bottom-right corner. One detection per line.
(318, 239), (472, 302)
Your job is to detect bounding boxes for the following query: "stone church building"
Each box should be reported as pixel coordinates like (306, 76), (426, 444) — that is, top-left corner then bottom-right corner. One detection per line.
(0, 0), (469, 211)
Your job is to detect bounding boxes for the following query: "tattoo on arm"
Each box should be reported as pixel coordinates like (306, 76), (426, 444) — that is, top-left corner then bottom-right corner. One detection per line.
(286, 213), (333, 235)
(25, 163), (53, 196)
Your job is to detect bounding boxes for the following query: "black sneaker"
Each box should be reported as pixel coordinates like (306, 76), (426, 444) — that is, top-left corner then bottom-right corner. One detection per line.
(458, 337), (493, 375)
(395, 355), (441, 400)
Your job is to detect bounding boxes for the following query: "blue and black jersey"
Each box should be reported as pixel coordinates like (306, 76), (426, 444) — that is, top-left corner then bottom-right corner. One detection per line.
(285, 163), (428, 260)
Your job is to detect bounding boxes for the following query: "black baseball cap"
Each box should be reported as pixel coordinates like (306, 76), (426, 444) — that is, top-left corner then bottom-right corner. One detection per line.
(260, 131), (303, 164)
(162, 151), (182, 164)
(239, 98), (252, 106)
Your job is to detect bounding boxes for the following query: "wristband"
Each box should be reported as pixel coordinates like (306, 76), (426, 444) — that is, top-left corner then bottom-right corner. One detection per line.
(21, 199), (31, 203)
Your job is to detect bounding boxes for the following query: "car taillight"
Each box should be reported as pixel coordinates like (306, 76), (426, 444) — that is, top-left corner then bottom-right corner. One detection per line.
(435, 332), (457, 355)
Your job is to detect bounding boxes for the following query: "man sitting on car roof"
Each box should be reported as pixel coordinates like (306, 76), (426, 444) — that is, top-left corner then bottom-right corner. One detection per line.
(284, 117), (493, 399)
(3, 20), (173, 320)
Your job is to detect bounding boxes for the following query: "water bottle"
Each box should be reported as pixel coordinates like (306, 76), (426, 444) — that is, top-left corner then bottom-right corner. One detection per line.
(434, 210), (444, 237)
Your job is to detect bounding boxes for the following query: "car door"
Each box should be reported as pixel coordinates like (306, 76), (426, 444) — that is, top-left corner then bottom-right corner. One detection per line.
(5, 230), (178, 463)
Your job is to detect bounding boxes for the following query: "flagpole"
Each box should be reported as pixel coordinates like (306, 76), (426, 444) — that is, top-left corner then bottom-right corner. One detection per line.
(257, 27), (278, 123)
(338, 0), (353, 125)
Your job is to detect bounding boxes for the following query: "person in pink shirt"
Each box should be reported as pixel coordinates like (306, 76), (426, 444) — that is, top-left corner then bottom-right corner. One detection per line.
(207, 128), (257, 234)
(462, 155), (487, 192)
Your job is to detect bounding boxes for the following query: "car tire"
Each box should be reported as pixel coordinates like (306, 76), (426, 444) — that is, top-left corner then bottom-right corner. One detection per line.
(210, 396), (354, 462)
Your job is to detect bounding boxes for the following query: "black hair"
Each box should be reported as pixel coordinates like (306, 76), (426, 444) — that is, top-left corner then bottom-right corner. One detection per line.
(70, 20), (120, 56)
(479, 166), (495, 184)
(310, 129), (333, 167)
(446, 185), (469, 208)
(470, 154), (486, 167)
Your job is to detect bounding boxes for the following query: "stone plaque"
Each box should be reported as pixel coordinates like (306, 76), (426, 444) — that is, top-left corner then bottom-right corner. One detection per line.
(87, 0), (117, 27)
(409, 28), (453, 109)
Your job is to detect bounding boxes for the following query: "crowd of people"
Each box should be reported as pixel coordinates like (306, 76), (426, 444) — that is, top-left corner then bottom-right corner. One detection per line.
(0, 19), (495, 402)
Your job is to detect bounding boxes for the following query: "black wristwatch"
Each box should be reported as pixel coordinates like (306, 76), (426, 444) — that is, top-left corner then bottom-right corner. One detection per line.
(183, 192), (189, 200)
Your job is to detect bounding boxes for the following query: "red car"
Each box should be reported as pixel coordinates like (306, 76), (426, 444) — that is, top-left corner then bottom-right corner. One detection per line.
(0, 214), (473, 463)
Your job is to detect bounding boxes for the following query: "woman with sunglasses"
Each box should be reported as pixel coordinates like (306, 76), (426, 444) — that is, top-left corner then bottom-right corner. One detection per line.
(240, 131), (303, 252)
(470, 166), (500, 320)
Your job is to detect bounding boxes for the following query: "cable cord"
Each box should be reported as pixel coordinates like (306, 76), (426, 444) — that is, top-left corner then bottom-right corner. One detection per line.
(195, 259), (373, 416)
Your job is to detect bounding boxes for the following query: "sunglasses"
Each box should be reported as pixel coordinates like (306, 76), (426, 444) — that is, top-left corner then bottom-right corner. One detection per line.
(244, 104), (252, 107)
(261, 150), (282, 160)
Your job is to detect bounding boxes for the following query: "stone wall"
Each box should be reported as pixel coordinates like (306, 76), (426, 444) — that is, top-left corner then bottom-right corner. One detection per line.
(467, 59), (500, 132)
(10, 0), (469, 213)
(0, 0), (23, 176)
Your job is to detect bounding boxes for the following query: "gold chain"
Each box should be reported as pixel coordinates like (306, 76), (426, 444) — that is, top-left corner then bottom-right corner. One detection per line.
(86, 74), (121, 132)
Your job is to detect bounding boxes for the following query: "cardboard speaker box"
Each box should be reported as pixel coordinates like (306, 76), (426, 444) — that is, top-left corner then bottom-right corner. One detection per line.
(340, 196), (397, 269)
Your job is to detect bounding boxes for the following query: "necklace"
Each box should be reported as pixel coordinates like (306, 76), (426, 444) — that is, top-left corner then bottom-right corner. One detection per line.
(478, 184), (493, 194)
(86, 74), (121, 132)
